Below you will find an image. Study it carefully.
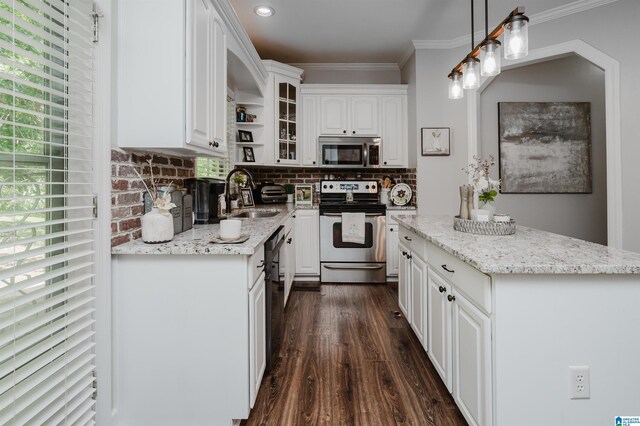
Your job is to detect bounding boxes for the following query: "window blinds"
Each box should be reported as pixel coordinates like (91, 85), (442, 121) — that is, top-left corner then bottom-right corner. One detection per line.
(0, 0), (96, 424)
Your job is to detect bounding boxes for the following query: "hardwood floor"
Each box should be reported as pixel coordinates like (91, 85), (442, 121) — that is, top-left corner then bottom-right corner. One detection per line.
(243, 283), (467, 426)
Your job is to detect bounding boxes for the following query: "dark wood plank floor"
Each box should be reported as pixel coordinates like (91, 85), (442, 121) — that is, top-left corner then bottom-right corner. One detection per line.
(243, 283), (467, 426)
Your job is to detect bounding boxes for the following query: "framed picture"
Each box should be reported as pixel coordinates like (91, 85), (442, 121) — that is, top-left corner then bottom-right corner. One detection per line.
(243, 147), (255, 163)
(240, 188), (254, 207)
(498, 102), (592, 193)
(421, 127), (450, 156)
(238, 130), (253, 142)
(295, 184), (313, 206)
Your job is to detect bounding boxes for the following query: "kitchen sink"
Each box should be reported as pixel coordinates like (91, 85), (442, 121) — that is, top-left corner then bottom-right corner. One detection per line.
(232, 210), (280, 219)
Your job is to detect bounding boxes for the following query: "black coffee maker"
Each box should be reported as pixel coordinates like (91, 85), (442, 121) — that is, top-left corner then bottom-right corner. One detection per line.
(184, 178), (226, 224)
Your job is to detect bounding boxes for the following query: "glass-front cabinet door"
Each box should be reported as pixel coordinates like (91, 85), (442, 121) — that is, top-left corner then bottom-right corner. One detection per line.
(276, 78), (300, 164)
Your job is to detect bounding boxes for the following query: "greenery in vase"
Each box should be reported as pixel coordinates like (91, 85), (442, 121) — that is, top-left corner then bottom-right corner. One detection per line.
(463, 155), (500, 204)
(284, 184), (295, 195)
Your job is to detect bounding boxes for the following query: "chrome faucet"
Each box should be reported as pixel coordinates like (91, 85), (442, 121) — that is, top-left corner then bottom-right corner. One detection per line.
(225, 167), (256, 213)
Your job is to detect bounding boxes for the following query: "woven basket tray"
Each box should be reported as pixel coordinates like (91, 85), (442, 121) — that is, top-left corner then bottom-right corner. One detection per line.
(453, 216), (516, 236)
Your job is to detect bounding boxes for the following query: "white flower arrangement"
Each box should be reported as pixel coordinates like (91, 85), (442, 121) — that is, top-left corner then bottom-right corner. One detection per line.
(133, 160), (177, 215)
(463, 155), (501, 203)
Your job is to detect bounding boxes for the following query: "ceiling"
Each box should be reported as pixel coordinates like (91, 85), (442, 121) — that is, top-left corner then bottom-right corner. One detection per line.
(228, 0), (584, 64)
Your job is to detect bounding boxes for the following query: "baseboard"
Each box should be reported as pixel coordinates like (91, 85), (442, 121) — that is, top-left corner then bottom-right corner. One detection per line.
(293, 275), (320, 282)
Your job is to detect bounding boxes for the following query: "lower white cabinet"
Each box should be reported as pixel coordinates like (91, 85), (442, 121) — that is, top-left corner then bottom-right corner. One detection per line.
(410, 254), (427, 344)
(283, 218), (296, 305)
(387, 209), (416, 279)
(452, 286), (492, 426)
(294, 210), (320, 277)
(248, 270), (266, 408)
(427, 267), (453, 391)
(397, 240), (411, 318)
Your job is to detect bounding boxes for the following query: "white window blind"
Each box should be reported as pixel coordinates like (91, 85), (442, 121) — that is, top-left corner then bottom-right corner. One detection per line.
(0, 0), (96, 424)
(195, 95), (233, 179)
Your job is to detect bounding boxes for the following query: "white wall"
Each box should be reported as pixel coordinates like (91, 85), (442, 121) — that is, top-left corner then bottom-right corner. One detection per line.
(480, 56), (607, 245)
(297, 66), (401, 84)
(411, 0), (640, 252)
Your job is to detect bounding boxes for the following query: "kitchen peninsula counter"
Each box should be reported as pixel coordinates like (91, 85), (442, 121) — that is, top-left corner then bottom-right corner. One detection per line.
(393, 214), (640, 274)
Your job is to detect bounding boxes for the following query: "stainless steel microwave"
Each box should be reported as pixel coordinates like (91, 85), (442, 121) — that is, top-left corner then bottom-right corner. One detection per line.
(318, 136), (381, 168)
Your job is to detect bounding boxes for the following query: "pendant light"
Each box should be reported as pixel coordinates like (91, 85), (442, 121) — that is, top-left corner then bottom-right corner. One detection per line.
(446, 5), (529, 99)
(462, 57), (480, 89)
(480, 0), (501, 77)
(462, 0), (480, 90)
(503, 13), (529, 59)
(448, 71), (464, 99)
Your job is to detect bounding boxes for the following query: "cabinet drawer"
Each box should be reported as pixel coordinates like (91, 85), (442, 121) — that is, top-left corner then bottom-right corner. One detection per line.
(427, 242), (491, 314)
(399, 226), (426, 260)
(248, 245), (265, 289)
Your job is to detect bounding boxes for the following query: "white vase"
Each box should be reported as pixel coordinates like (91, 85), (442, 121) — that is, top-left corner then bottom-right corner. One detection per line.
(479, 201), (496, 220)
(287, 193), (294, 203)
(141, 208), (174, 243)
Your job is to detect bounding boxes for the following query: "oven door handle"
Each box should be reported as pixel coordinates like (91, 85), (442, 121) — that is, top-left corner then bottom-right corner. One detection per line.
(321, 212), (384, 217)
(323, 265), (384, 270)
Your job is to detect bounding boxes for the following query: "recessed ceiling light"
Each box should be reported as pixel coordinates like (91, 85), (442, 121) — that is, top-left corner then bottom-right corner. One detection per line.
(254, 5), (275, 17)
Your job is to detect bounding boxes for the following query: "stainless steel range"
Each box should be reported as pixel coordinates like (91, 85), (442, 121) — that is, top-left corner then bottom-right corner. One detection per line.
(319, 180), (386, 283)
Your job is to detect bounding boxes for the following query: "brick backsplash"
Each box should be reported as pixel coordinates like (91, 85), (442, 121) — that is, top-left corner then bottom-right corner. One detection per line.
(243, 166), (417, 205)
(111, 149), (195, 247)
(111, 149), (416, 246)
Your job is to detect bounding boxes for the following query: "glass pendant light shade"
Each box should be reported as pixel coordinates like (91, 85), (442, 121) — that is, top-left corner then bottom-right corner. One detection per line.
(448, 71), (464, 99)
(462, 57), (480, 90)
(503, 14), (529, 60)
(480, 39), (501, 76)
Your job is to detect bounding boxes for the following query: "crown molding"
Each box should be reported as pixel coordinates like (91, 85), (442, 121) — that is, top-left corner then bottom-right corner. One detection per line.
(397, 45), (416, 69)
(289, 63), (400, 72)
(407, 0), (620, 54)
(263, 60), (304, 79)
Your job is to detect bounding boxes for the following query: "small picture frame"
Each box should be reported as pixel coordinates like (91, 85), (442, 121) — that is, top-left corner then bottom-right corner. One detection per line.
(238, 130), (253, 142)
(243, 147), (255, 162)
(421, 127), (450, 156)
(240, 188), (254, 207)
(295, 184), (313, 206)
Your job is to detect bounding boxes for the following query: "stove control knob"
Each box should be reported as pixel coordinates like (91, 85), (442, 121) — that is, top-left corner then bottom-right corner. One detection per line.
(329, 185), (334, 189)
(323, 184), (327, 189)
(372, 184), (376, 190)
(365, 185), (370, 189)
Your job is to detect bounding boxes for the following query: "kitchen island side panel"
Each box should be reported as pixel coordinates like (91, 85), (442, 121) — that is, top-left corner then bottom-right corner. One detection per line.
(492, 274), (640, 426)
(112, 254), (250, 425)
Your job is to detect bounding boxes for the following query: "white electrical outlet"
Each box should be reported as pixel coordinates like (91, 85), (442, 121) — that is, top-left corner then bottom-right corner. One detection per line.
(569, 366), (591, 399)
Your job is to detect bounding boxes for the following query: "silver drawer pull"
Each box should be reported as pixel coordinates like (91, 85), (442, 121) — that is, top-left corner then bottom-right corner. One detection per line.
(323, 265), (384, 270)
(322, 212), (384, 217)
(441, 264), (455, 273)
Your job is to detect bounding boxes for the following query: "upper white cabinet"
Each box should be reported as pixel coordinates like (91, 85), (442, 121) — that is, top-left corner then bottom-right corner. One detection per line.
(380, 96), (406, 167)
(302, 85), (408, 167)
(118, 0), (227, 156)
(301, 96), (319, 166)
(320, 95), (378, 136)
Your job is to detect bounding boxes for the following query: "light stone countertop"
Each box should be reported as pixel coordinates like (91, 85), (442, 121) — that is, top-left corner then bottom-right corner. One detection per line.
(111, 204), (299, 256)
(386, 205), (417, 211)
(393, 214), (640, 274)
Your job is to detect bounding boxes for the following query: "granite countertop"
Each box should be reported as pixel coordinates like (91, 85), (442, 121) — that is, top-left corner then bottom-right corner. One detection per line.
(393, 214), (640, 274)
(111, 204), (298, 256)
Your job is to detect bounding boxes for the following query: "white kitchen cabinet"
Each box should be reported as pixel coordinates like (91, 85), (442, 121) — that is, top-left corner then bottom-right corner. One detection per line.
(320, 95), (378, 136)
(294, 210), (320, 277)
(410, 254), (427, 345)
(283, 217), (296, 305)
(248, 269), (266, 408)
(301, 96), (319, 166)
(118, 0), (227, 156)
(452, 287), (492, 426)
(275, 76), (300, 164)
(397, 239), (411, 319)
(427, 266), (453, 391)
(380, 95), (407, 167)
(426, 243), (492, 426)
(386, 209), (416, 279)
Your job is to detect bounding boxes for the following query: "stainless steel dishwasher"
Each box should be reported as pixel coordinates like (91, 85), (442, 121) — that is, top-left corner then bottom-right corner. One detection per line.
(264, 225), (285, 372)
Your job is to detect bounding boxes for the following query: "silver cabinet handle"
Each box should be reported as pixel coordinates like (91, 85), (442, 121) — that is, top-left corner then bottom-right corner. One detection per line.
(322, 212), (384, 217)
(441, 264), (455, 273)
